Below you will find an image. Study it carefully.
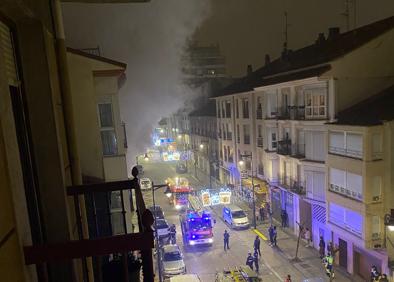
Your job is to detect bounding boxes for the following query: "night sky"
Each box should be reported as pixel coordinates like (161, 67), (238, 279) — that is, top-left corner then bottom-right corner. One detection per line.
(62, 0), (394, 169)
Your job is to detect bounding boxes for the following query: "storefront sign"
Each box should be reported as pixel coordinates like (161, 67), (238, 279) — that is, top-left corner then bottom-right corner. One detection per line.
(201, 190), (211, 206)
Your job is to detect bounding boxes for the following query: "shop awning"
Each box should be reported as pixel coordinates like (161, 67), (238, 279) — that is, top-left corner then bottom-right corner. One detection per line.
(241, 177), (268, 194)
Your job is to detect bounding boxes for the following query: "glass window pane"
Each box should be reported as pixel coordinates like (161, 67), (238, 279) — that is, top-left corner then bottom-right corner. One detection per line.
(101, 130), (117, 155)
(99, 103), (113, 127)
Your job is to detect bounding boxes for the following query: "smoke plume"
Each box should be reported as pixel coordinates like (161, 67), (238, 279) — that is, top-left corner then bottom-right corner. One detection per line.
(62, 0), (211, 173)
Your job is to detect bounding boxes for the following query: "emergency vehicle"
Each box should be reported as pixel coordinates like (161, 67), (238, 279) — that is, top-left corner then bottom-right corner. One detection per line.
(179, 195), (214, 246)
(165, 177), (192, 210)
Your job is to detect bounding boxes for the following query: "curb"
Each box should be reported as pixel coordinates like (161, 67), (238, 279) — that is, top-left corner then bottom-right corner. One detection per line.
(252, 228), (268, 241)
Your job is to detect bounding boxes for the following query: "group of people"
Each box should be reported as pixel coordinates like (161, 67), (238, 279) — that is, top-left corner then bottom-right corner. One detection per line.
(268, 225), (277, 246)
(371, 265), (389, 281)
(246, 236), (262, 272)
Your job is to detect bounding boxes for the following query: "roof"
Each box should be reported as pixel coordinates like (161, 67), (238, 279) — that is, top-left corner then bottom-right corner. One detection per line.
(189, 100), (216, 117)
(333, 85), (394, 126)
(162, 244), (180, 253)
(67, 47), (127, 69)
(215, 16), (394, 97)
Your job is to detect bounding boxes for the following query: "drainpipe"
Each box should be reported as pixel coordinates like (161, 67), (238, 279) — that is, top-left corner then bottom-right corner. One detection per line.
(51, 1), (93, 281)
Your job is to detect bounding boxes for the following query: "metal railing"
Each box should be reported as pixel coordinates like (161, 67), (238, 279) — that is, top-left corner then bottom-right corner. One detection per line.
(289, 106), (305, 120)
(23, 174), (154, 282)
(329, 183), (363, 201)
(291, 143), (305, 158)
(279, 177), (306, 195)
(329, 146), (363, 159)
(276, 106), (290, 119)
(277, 139), (291, 155)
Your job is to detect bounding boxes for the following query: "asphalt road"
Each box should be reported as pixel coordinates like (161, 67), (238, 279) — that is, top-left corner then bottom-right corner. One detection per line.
(139, 159), (325, 282)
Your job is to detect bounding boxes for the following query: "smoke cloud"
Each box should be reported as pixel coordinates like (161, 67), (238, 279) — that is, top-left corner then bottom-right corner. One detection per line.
(62, 0), (211, 173)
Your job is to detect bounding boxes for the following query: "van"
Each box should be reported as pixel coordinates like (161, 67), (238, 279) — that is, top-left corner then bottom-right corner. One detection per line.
(222, 204), (249, 229)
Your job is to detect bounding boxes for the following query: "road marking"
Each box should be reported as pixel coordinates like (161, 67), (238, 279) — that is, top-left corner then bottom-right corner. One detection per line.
(253, 228), (267, 241)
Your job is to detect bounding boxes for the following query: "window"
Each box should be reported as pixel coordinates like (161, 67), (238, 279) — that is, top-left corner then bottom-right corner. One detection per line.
(243, 125), (250, 144)
(329, 131), (363, 159)
(271, 132), (277, 149)
(221, 101), (225, 118)
(329, 168), (363, 201)
(236, 124), (240, 143)
(225, 101), (231, 118)
(305, 131), (325, 161)
(372, 216), (381, 237)
(305, 88), (326, 118)
(329, 203), (363, 237)
(257, 125), (262, 138)
(372, 133), (383, 159)
(372, 176), (382, 201)
(98, 103), (117, 156)
(242, 98), (249, 119)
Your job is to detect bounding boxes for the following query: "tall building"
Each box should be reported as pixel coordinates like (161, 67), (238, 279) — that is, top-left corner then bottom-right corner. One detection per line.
(213, 16), (394, 279)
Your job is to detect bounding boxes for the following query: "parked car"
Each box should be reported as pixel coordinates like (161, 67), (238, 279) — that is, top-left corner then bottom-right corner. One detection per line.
(176, 163), (187, 174)
(148, 205), (165, 219)
(162, 244), (186, 278)
(155, 218), (170, 242)
(136, 165), (144, 175)
(222, 205), (249, 229)
(140, 177), (152, 190)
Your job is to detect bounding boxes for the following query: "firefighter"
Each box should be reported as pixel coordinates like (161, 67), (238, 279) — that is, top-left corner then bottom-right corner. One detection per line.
(246, 252), (254, 270)
(323, 253), (334, 278)
(371, 265), (381, 281)
(169, 224), (176, 244)
(223, 230), (230, 251)
(253, 251), (259, 272)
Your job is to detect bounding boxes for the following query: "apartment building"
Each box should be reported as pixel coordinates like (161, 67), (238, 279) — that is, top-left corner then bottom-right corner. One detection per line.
(189, 101), (219, 185)
(326, 85), (394, 279)
(67, 48), (133, 235)
(214, 16), (394, 249)
(0, 1), (154, 281)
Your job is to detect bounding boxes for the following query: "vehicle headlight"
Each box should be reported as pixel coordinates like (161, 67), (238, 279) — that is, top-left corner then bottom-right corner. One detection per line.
(208, 238), (213, 243)
(175, 204), (181, 210)
(189, 240), (196, 245)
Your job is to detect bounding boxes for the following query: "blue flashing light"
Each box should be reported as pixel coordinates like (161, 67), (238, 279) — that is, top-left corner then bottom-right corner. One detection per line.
(192, 235), (196, 239)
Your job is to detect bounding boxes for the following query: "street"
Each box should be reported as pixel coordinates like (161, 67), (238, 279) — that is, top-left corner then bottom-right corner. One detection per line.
(139, 159), (336, 282)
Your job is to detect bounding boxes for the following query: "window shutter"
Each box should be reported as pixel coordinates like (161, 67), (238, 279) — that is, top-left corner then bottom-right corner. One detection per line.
(0, 20), (18, 86)
(329, 131), (344, 149)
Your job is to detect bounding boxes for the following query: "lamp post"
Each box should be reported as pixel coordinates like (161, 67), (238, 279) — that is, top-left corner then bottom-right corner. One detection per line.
(239, 153), (256, 229)
(151, 182), (172, 282)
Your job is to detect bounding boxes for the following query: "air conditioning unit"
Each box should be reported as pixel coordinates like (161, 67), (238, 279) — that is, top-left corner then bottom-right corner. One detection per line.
(372, 195), (381, 202)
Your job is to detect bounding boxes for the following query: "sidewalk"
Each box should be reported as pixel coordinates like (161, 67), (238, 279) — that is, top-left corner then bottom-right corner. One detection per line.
(233, 198), (363, 282)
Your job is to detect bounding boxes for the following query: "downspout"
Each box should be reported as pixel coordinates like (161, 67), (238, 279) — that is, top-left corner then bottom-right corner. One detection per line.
(51, 1), (93, 281)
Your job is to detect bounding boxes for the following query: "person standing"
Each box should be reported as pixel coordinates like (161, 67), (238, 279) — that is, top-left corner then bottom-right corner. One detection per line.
(285, 274), (292, 282)
(273, 226), (277, 247)
(246, 252), (254, 270)
(319, 236), (325, 259)
(223, 230), (230, 251)
(304, 228), (311, 247)
(253, 251), (259, 272)
(268, 225), (274, 246)
(254, 236), (261, 256)
(255, 208), (260, 223)
(259, 206), (265, 222)
(281, 210), (286, 228)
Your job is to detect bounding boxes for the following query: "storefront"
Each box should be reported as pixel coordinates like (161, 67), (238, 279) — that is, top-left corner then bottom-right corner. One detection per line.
(241, 177), (268, 207)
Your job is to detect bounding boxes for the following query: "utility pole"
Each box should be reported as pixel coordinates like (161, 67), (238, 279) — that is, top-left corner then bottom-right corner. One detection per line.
(293, 221), (304, 262)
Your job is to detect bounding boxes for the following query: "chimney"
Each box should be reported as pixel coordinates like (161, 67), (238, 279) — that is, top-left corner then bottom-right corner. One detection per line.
(265, 54), (271, 65)
(247, 64), (253, 75)
(315, 33), (326, 45)
(328, 27), (340, 40)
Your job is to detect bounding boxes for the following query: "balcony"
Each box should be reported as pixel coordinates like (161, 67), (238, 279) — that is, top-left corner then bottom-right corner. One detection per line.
(277, 139), (291, 155)
(279, 176), (306, 195)
(257, 137), (263, 148)
(256, 108), (263, 120)
(289, 106), (305, 120)
(23, 175), (155, 282)
(276, 106), (290, 119)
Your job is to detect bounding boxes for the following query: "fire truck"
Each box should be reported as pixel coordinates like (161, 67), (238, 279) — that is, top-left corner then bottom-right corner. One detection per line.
(166, 177), (192, 210)
(179, 195), (214, 247)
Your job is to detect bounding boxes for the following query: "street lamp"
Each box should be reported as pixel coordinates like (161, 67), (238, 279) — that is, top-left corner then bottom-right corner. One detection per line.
(239, 153), (256, 229)
(151, 182), (172, 282)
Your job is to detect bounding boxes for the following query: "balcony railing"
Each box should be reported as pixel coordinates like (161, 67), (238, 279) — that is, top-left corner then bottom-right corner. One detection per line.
(291, 143), (305, 158)
(23, 174), (154, 282)
(289, 106), (305, 120)
(257, 137), (263, 148)
(329, 146), (363, 159)
(256, 108), (263, 120)
(329, 183), (363, 201)
(277, 139), (291, 155)
(279, 177), (306, 195)
(276, 106), (290, 119)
